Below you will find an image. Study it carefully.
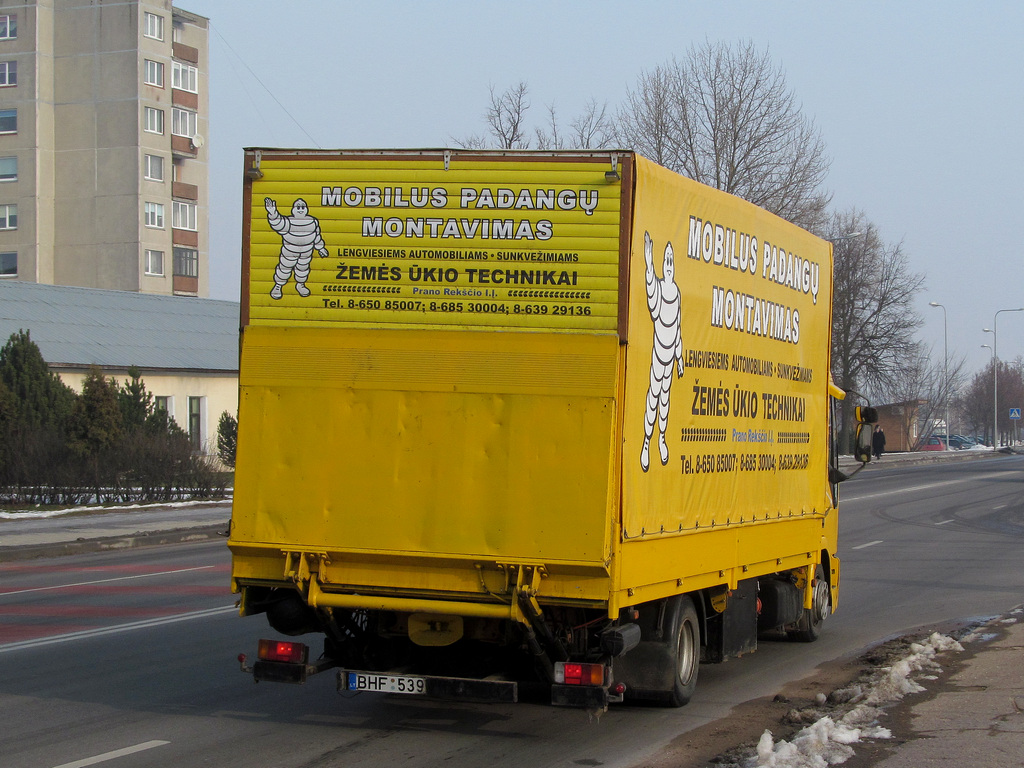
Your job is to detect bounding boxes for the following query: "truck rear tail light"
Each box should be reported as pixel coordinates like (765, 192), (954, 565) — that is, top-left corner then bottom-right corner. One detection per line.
(257, 639), (308, 665)
(554, 661), (605, 686)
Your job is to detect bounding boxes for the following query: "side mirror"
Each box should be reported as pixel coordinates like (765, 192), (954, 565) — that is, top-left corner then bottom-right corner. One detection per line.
(855, 423), (873, 463)
(856, 406), (878, 424)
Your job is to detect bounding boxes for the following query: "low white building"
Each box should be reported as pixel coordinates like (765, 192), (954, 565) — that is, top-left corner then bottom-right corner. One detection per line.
(0, 280), (238, 456)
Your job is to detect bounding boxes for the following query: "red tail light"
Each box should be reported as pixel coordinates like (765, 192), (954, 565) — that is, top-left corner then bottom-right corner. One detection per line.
(257, 639), (308, 665)
(555, 661), (605, 686)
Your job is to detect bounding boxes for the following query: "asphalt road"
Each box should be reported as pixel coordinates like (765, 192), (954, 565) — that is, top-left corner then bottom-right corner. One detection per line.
(1, 455), (1022, 768)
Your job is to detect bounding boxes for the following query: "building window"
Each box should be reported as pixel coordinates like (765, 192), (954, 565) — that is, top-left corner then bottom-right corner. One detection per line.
(145, 249), (164, 276)
(0, 204), (16, 230)
(0, 157), (15, 181)
(172, 201), (196, 231)
(144, 106), (164, 135)
(188, 396), (204, 451)
(0, 109), (15, 134)
(0, 61), (15, 87)
(172, 61), (199, 94)
(144, 154), (164, 181)
(0, 15), (16, 41)
(171, 107), (197, 138)
(174, 247), (198, 277)
(154, 395), (175, 424)
(144, 12), (164, 41)
(0, 251), (15, 276)
(144, 202), (164, 229)
(144, 59), (164, 87)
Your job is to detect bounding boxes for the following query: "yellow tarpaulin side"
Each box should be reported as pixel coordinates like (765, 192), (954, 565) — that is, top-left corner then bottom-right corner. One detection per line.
(621, 157), (834, 539)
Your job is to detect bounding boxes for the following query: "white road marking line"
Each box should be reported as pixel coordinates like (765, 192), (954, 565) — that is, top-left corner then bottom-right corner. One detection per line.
(842, 470), (1021, 502)
(936, 519), (955, 525)
(0, 566), (215, 598)
(296, 714), (369, 725)
(0, 605), (236, 653)
(212, 710), (271, 719)
(994, 504), (1008, 509)
(852, 540), (883, 550)
(51, 740), (170, 768)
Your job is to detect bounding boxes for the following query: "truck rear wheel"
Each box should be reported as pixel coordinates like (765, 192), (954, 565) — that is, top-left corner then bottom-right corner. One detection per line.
(667, 595), (700, 707)
(788, 566), (829, 642)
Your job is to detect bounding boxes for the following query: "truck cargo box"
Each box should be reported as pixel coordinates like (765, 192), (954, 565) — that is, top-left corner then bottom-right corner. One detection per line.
(229, 149), (863, 708)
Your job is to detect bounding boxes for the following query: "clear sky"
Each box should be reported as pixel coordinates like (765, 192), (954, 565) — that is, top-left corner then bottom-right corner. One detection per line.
(181, 0), (1024, 380)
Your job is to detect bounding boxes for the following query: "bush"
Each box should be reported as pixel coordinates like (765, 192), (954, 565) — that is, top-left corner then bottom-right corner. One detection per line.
(217, 411), (238, 469)
(0, 332), (230, 506)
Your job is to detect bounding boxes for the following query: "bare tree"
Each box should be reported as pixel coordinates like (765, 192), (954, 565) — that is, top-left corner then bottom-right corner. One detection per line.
(1001, 358), (1024, 445)
(827, 208), (925, 450)
(535, 99), (616, 150)
(880, 340), (967, 449)
(452, 82), (533, 150)
(534, 104), (563, 150)
(961, 358), (1024, 445)
(616, 63), (678, 167)
(616, 41), (831, 229)
(451, 133), (489, 150)
(456, 84), (616, 151)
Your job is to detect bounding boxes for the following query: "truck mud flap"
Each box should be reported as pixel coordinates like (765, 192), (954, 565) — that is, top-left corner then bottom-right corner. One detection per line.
(551, 683), (611, 709)
(253, 659), (310, 684)
(339, 670), (518, 704)
(253, 657), (338, 684)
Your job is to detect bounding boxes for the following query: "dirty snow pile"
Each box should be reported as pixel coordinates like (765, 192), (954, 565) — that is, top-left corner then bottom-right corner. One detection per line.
(740, 632), (965, 768)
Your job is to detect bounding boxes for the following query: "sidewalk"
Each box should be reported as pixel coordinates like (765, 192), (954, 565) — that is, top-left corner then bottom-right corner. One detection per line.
(0, 501), (231, 561)
(728, 609), (1024, 768)
(858, 609), (1024, 768)
(838, 445), (996, 471)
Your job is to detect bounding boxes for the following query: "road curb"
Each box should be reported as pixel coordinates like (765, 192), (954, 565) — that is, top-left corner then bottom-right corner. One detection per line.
(0, 523), (229, 562)
(839, 450), (996, 471)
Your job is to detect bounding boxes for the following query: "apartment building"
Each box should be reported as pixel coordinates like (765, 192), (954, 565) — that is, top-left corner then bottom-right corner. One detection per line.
(0, 0), (209, 296)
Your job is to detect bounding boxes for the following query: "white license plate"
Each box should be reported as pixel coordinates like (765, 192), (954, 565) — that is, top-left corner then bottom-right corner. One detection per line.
(347, 672), (427, 695)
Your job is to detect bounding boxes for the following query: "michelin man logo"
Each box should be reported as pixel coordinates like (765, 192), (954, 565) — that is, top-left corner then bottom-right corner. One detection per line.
(641, 231), (684, 472)
(265, 197), (329, 299)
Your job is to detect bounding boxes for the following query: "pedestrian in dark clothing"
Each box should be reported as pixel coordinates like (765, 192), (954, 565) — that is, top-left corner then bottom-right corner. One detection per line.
(872, 426), (886, 460)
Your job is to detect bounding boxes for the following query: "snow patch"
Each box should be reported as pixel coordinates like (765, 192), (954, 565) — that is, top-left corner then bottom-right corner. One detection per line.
(737, 632), (963, 768)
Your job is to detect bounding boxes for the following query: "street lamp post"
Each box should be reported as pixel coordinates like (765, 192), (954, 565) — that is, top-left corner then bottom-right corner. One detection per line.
(929, 302), (950, 450)
(982, 344), (994, 444)
(982, 307), (1024, 447)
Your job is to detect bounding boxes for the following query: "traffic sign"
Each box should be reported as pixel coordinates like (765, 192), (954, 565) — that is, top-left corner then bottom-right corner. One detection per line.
(1010, 408), (1021, 420)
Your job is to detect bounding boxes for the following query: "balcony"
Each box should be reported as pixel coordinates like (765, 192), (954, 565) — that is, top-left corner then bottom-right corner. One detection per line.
(172, 88), (199, 111)
(172, 42), (199, 64)
(173, 274), (199, 295)
(171, 134), (199, 157)
(172, 228), (198, 248)
(172, 181), (199, 201)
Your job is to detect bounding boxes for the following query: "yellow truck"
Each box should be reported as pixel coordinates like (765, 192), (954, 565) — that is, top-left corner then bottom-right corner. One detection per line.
(229, 148), (874, 709)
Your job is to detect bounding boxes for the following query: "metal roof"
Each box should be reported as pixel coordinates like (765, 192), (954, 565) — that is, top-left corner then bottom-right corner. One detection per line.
(0, 281), (239, 372)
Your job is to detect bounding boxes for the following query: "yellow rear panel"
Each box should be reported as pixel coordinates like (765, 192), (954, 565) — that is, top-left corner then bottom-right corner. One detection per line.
(231, 326), (619, 565)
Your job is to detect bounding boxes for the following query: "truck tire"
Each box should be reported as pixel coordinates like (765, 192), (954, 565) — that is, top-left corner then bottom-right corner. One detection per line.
(666, 595), (700, 707)
(788, 565), (829, 643)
